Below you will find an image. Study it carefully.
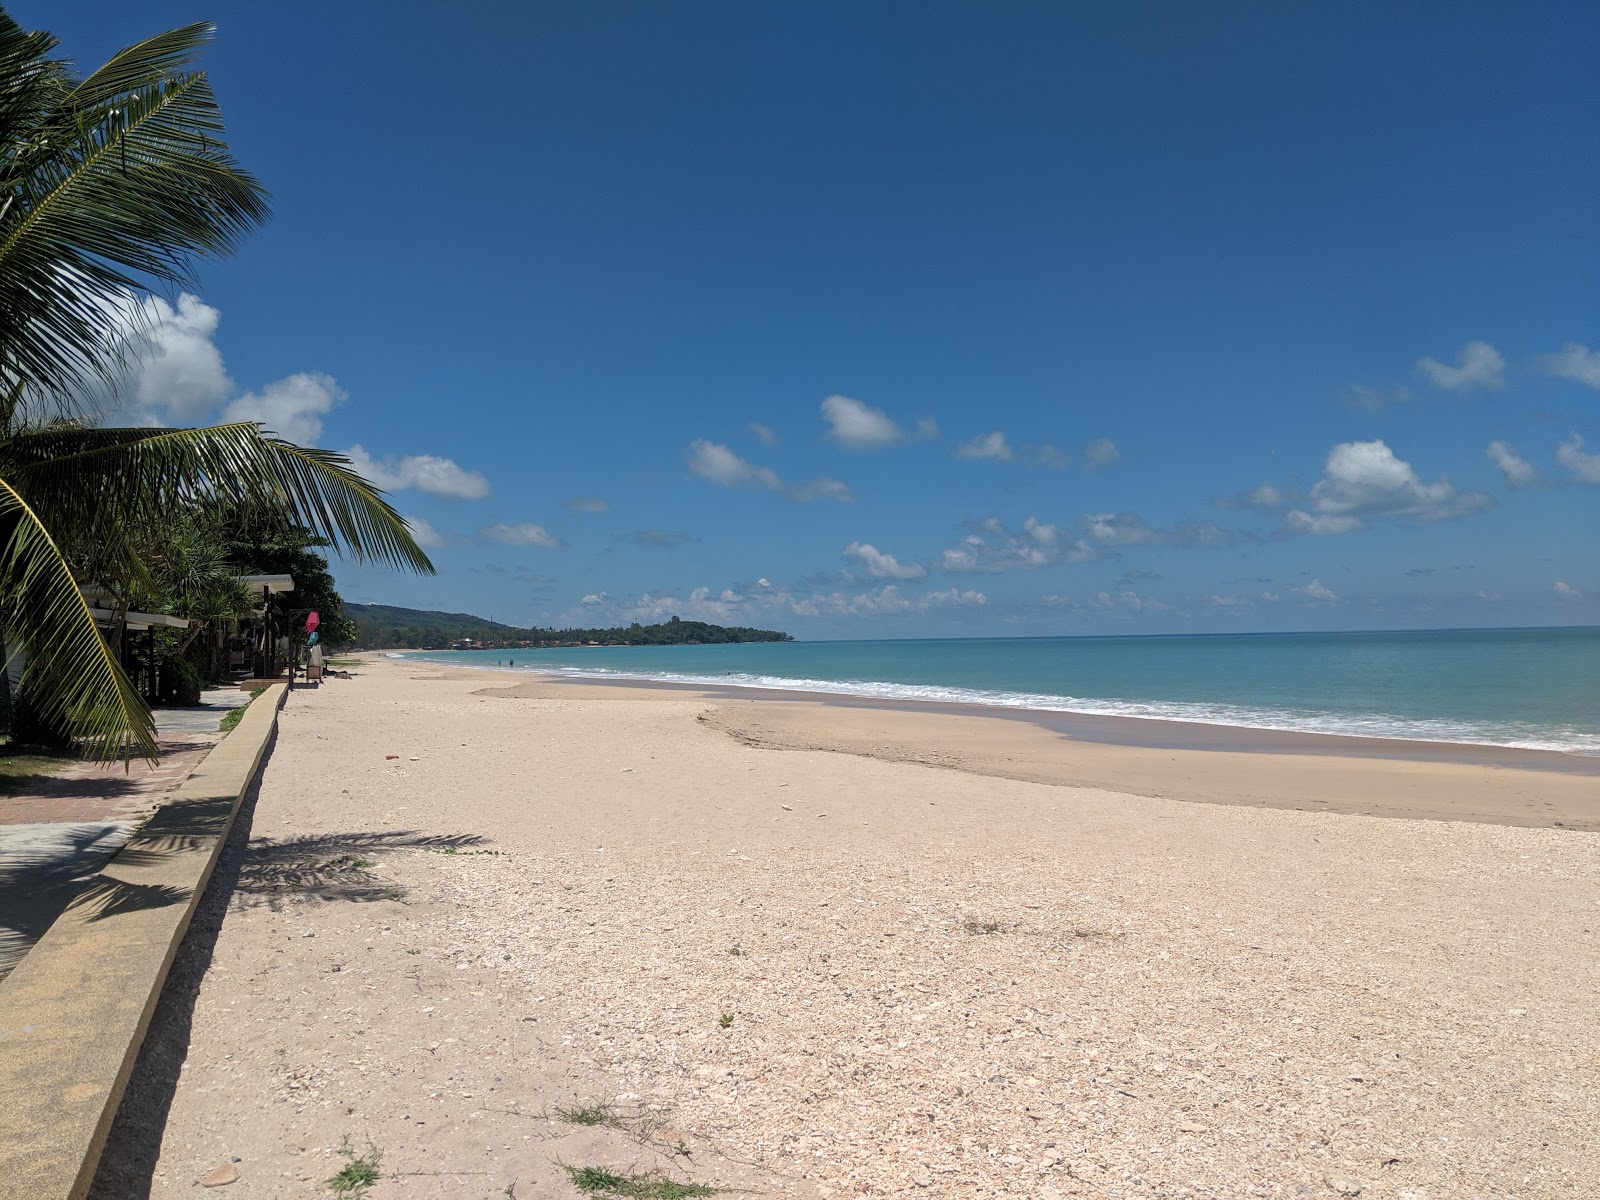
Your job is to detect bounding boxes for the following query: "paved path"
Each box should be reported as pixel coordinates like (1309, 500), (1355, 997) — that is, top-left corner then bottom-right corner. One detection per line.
(0, 689), (244, 981)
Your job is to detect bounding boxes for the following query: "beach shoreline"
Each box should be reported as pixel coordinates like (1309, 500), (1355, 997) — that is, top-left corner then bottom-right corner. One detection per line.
(95, 654), (1600, 1198)
(397, 659), (1600, 831)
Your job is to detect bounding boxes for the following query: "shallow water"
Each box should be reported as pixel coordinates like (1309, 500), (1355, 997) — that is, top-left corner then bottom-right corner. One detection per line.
(408, 626), (1600, 756)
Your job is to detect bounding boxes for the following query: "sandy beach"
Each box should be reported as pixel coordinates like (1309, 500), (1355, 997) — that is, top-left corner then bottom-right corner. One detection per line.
(92, 655), (1600, 1199)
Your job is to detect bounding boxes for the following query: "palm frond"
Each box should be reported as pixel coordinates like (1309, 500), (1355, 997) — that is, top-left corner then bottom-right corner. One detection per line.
(0, 15), (269, 412)
(0, 475), (155, 761)
(2, 423), (436, 573)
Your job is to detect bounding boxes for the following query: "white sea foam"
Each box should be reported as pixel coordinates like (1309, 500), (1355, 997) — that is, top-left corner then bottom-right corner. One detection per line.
(418, 658), (1600, 756)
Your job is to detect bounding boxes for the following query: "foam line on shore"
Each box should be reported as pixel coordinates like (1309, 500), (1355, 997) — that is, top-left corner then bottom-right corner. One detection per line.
(396, 654), (1600, 758)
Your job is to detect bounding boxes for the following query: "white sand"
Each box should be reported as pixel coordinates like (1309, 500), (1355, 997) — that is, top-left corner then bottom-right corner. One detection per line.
(93, 658), (1600, 1199)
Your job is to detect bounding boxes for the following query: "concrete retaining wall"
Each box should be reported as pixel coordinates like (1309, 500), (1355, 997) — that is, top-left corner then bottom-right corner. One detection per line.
(0, 683), (287, 1200)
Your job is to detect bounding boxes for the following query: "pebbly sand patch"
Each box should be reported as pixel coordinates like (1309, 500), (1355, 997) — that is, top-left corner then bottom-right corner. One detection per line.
(91, 658), (1600, 1198)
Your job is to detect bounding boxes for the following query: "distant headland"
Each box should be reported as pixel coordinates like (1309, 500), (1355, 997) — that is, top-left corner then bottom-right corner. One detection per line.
(345, 603), (793, 650)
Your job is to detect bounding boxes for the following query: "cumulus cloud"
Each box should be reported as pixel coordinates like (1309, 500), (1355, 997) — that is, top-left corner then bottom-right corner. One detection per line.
(957, 431), (1013, 460)
(686, 439), (851, 502)
(1216, 482), (1288, 510)
(1486, 440), (1540, 489)
(939, 516), (1102, 573)
(567, 497), (610, 512)
(1284, 440), (1491, 534)
(1094, 589), (1174, 613)
(1557, 433), (1600, 484)
(225, 371), (345, 444)
(789, 476), (855, 503)
(481, 522), (562, 548)
(401, 515), (445, 549)
(748, 422), (779, 445)
(88, 291), (232, 424)
(1534, 342), (1600, 389)
(687, 439), (781, 490)
(1259, 591), (1280, 602)
(1031, 444), (1071, 469)
(1210, 594), (1246, 608)
(1294, 579), (1338, 602)
(345, 444), (492, 500)
(1417, 340), (1505, 389)
(1083, 437), (1121, 469)
(821, 394), (905, 449)
(844, 541), (926, 580)
(1554, 581), (1583, 600)
(1084, 512), (1229, 547)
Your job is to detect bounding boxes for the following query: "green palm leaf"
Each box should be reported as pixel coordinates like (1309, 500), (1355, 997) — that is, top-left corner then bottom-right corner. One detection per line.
(2, 423), (436, 574)
(0, 475), (155, 761)
(0, 15), (269, 413)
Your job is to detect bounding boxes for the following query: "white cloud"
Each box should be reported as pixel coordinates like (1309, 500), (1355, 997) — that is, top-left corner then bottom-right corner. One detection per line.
(789, 476), (855, 503)
(1486, 440), (1540, 488)
(1554, 581), (1583, 600)
(687, 439), (782, 490)
(1283, 511), (1364, 535)
(1210, 594), (1245, 607)
(402, 515), (445, 549)
(93, 291), (232, 424)
(567, 497), (610, 512)
(1417, 340), (1505, 389)
(1083, 437), (1121, 469)
(1085, 512), (1229, 547)
(957, 431), (1013, 460)
(1556, 433), (1600, 484)
(939, 516), (1101, 573)
(1094, 589), (1174, 613)
(915, 417), (940, 440)
(1245, 483), (1284, 508)
(1535, 342), (1600, 389)
(226, 371), (345, 444)
(344, 444), (492, 500)
(575, 579), (984, 626)
(687, 439), (851, 502)
(1294, 579), (1338, 602)
(1284, 440), (1491, 534)
(1259, 591), (1280, 602)
(481, 522), (562, 548)
(821, 394), (904, 449)
(1216, 482), (1290, 511)
(1031, 444), (1070, 469)
(748, 422), (779, 445)
(844, 541), (926, 580)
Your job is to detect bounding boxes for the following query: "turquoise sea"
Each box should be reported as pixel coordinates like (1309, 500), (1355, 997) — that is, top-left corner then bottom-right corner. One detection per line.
(406, 626), (1600, 756)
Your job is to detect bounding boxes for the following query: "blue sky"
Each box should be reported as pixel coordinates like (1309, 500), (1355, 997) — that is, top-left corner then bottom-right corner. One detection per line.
(42, 1), (1600, 637)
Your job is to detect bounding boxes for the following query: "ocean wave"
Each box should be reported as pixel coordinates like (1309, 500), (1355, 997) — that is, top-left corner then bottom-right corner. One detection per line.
(414, 657), (1600, 756)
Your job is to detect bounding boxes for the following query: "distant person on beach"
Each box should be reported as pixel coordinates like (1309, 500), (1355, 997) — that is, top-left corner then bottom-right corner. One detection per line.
(509, 659), (515, 668)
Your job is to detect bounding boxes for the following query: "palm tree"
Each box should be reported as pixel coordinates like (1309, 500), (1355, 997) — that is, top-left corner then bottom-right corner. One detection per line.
(0, 16), (433, 759)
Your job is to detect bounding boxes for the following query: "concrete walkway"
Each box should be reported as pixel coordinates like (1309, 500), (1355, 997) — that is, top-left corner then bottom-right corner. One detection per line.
(0, 689), (244, 982)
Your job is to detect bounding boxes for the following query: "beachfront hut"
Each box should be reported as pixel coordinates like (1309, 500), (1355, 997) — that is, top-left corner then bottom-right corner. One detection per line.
(237, 575), (297, 680)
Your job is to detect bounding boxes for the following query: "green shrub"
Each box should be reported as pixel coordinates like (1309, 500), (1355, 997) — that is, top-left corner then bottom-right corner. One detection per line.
(157, 656), (202, 706)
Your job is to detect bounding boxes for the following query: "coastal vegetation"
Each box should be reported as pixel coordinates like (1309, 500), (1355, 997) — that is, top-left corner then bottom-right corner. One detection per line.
(345, 603), (793, 649)
(0, 15), (430, 757)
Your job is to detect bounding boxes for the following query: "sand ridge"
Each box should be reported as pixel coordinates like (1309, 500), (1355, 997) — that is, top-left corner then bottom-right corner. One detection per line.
(93, 657), (1600, 1198)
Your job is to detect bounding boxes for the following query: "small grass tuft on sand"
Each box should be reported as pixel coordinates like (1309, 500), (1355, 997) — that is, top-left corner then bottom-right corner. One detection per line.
(556, 1101), (616, 1126)
(326, 1138), (381, 1194)
(564, 1165), (722, 1198)
(963, 916), (1007, 935)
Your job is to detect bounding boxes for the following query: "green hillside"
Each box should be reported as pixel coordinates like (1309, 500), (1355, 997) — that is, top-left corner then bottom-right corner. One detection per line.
(345, 603), (792, 649)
